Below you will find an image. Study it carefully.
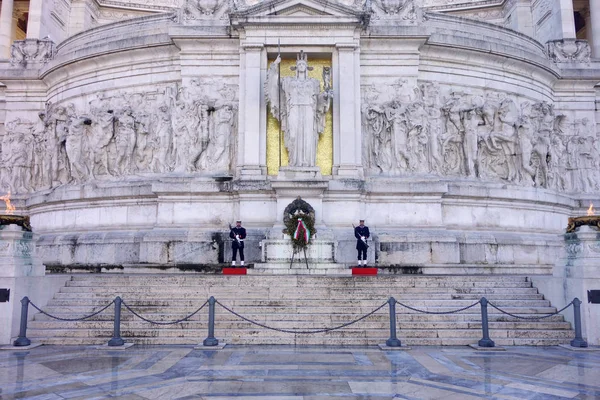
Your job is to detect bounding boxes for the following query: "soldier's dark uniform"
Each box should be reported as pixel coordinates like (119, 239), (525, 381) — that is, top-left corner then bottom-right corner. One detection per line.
(230, 221), (247, 266)
(354, 221), (370, 266)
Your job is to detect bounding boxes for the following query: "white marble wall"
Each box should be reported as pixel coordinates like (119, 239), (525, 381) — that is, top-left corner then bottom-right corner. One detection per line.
(0, 0), (598, 273)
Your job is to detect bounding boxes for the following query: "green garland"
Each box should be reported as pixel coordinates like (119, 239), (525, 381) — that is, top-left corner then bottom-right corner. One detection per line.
(285, 213), (316, 252)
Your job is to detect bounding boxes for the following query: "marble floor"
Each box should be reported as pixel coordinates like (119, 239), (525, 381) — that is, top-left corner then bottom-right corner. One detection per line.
(0, 345), (599, 399)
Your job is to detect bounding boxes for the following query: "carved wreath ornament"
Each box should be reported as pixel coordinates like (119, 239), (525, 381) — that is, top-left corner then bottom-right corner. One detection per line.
(283, 197), (316, 252)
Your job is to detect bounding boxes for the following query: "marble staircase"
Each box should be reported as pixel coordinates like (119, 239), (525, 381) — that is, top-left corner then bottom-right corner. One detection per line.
(26, 275), (574, 346)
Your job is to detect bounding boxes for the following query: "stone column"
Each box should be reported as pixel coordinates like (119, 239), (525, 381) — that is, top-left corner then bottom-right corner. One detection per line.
(0, 0), (15, 58)
(589, 0), (600, 58)
(26, 0), (44, 39)
(333, 43), (362, 178)
(559, 0), (576, 39)
(237, 44), (266, 179)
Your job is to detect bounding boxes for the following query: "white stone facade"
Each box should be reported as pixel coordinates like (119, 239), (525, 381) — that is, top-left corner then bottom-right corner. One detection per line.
(0, 0), (598, 273)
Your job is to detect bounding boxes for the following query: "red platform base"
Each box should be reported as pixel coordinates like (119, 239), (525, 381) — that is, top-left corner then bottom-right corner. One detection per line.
(352, 267), (378, 275)
(222, 267), (247, 275)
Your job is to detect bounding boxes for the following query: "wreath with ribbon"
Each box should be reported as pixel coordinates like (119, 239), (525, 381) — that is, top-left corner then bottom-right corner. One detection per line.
(283, 197), (317, 252)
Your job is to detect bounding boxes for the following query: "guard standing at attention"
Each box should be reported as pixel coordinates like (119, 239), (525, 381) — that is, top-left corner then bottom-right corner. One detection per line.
(230, 220), (247, 266)
(354, 219), (370, 266)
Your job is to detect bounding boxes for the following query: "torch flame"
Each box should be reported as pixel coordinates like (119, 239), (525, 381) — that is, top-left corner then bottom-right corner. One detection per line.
(0, 191), (15, 215)
(588, 202), (595, 216)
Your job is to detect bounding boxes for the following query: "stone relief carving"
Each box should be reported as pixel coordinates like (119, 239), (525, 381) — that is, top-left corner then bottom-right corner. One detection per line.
(266, 52), (333, 168)
(10, 39), (55, 67)
(361, 81), (600, 194)
(566, 242), (583, 257)
(179, 0), (233, 22)
(15, 241), (33, 257)
(547, 39), (591, 64)
(368, 0), (423, 22)
(0, 81), (238, 193)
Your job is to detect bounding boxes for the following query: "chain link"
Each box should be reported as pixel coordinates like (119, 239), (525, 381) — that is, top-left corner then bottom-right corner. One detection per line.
(29, 300), (114, 322)
(216, 300), (388, 334)
(487, 301), (573, 320)
(122, 300), (208, 325)
(395, 300), (481, 315)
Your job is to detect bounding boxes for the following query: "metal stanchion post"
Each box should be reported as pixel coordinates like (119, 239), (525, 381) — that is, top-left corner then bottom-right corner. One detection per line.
(386, 297), (401, 347)
(13, 297), (31, 347)
(570, 298), (588, 348)
(478, 297), (495, 348)
(108, 296), (125, 346)
(203, 296), (219, 346)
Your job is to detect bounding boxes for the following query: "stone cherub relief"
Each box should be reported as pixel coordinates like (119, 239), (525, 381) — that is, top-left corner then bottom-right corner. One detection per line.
(0, 81), (238, 193)
(361, 81), (600, 193)
(266, 51), (333, 168)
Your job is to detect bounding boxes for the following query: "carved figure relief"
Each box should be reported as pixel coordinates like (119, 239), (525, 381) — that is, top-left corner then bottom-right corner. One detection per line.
(0, 81), (238, 193)
(361, 81), (599, 194)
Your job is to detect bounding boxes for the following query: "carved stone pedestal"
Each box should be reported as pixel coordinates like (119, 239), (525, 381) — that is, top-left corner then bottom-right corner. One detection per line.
(0, 224), (44, 345)
(532, 224), (600, 346)
(250, 239), (349, 275)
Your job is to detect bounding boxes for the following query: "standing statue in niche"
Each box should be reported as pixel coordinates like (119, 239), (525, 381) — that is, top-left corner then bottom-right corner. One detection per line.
(266, 51), (333, 167)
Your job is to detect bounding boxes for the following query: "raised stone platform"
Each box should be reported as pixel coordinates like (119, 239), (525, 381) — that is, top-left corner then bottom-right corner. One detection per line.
(254, 239), (349, 274)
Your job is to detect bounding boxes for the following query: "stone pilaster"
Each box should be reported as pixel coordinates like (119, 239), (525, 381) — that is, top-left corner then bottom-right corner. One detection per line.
(558, 0), (576, 39)
(0, 0), (14, 58)
(333, 43), (362, 179)
(589, 0), (600, 58)
(237, 44), (267, 179)
(26, 0), (44, 39)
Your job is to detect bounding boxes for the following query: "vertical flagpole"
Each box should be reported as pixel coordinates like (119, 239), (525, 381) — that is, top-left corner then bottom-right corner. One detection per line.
(278, 39), (282, 170)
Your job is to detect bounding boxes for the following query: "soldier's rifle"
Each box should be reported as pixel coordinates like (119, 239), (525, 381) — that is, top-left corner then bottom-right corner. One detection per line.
(229, 223), (241, 245)
(352, 223), (369, 249)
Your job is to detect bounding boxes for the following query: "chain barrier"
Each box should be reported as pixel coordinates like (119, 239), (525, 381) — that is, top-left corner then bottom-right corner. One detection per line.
(216, 299), (388, 334)
(29, 299), (115, 322)
(395, 299), (481, 315)
(122, 300), (209, 325)
(487, 300), (573, 320)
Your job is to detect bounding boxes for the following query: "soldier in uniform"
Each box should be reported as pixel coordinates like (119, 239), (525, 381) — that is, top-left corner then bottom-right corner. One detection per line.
(230, 220), (247, 266)
(354, 219), (370, 266)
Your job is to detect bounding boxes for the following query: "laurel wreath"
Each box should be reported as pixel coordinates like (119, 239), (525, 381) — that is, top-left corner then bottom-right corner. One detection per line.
(284, 211), (316, 252)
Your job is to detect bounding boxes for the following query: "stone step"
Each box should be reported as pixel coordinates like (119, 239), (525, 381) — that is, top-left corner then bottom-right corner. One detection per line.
(32, 309), (568, 323)
(67, 274), (530, 283)
(31, 308), (568, 321)
(38, 304), (559, 316)
(26, 326), (575, 340)
(27, 320), (572, 331)
(46, 298), (550, 308)
(64, 280), (534, 289)
(58, 285), (539, 294)
(49, 292), (546, 301)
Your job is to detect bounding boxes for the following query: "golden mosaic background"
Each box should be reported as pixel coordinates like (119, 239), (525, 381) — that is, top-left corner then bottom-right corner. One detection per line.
(266, 57), (333, 175)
